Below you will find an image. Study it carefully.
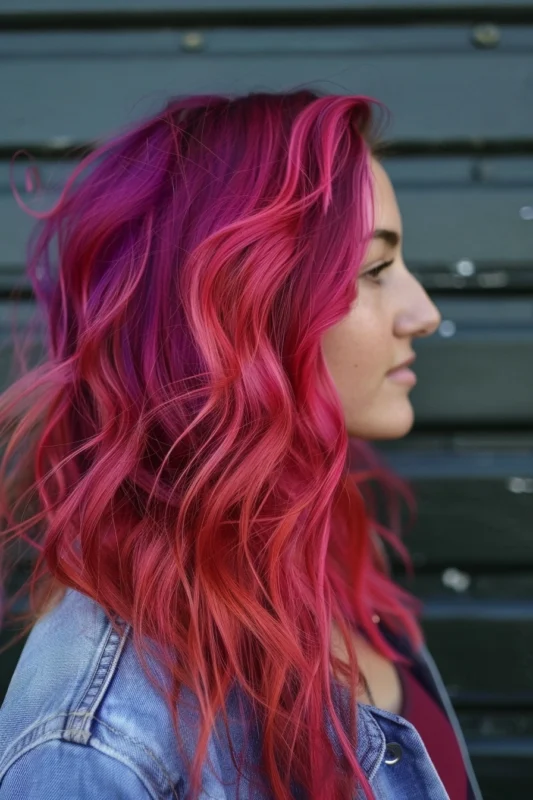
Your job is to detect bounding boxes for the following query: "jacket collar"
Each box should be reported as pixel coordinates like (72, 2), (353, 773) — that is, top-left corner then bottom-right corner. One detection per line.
(370, 618), (484, 800)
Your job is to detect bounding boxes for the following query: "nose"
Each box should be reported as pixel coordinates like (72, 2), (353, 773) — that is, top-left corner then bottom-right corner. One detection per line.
(394, 271), (442, 339)
(416, 289), (441, 338)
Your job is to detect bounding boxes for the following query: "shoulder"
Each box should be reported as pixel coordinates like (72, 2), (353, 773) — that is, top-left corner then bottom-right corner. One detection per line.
(0, 589), (185, 799)
(0, 738), (156, 799)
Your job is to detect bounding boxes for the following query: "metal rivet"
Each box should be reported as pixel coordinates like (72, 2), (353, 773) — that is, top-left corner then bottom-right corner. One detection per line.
(181, 31), (205, 52)
(46, 135), (74, 149)
(455, 259), (475, 277)
(471, 23), (501, 49)
(442, 567), (471, 593)
(507, 477), (533, 494)
(384, 742), (403, 765)
(439, 320), (456, 338)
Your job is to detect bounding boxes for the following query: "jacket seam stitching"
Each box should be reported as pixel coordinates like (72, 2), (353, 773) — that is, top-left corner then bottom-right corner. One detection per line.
(0, 710), (179, 797)
(69, 622), (132, 736)
(88, 713), (180, 792)
(0, 732), (170, 800)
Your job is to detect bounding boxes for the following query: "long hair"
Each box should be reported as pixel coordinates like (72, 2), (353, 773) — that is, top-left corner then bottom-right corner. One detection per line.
(0, 89), (423, 799)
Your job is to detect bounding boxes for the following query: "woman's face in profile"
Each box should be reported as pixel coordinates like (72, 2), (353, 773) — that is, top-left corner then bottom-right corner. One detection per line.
(321, 157), (442, 440)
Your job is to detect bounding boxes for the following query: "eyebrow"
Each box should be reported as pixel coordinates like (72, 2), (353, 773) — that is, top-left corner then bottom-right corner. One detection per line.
(373, 228), (401, 248)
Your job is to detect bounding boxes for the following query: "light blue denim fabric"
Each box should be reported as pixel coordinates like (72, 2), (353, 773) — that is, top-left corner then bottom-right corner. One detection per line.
(0, 588), (483, 799)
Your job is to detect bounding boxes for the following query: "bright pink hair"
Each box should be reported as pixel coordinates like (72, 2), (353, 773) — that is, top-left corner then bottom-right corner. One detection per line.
(0, 89), (423, 799)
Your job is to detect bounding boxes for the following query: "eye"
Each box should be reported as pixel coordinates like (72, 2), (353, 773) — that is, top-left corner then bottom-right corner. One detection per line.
(361, 259), (394, 282)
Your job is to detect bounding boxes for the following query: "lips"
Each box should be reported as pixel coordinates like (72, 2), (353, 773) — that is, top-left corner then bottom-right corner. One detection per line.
(387, 355), (416, 374)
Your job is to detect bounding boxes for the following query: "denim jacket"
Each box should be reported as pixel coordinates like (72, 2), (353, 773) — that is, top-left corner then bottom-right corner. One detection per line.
(0, 588), (483, 799)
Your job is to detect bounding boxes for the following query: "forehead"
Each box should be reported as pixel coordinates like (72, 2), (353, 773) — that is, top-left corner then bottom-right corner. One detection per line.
(370, 158), (402, 231)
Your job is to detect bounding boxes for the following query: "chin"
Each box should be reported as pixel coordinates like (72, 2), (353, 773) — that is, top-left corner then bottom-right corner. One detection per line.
(349, 402), (415, 440)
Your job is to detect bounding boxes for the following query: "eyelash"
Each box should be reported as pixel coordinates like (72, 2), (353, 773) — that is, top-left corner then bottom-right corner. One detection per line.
(362, 260), (394, 281)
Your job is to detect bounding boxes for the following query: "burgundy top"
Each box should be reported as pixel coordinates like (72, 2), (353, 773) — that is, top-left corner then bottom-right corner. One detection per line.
(396, 662), (468, 800)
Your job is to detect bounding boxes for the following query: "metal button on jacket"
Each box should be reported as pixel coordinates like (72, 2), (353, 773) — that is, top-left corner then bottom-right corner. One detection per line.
(384, 742), (403, 765)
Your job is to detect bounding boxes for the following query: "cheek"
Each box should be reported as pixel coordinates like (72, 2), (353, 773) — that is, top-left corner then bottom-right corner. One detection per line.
(349, 313), (390, 380)
(321, 303), (391, 397)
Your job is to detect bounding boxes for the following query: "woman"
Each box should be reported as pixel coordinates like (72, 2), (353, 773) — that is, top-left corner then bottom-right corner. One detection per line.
(0, 89), (483, 799)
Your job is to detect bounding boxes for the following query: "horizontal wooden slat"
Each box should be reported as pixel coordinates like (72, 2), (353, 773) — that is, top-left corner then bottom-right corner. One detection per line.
(389, 573), (533, 701)
(468, 753), (533, 800)
(423, 612), (533, 700)
(407, 473), (533, 564)
(0, 26), (533, 146)
(459, 710), (533, 740)
(459, 710), (533, 799)
(377, 433), (533, 567)
(411, 296), (533, 425)
(388, 156), (533, 273)
(2, 0), (533, 13)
